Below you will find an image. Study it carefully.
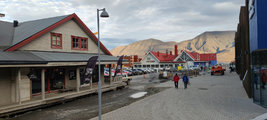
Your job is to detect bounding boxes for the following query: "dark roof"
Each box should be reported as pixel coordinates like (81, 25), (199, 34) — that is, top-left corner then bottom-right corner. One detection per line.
(2, 13), (112, 55)
(0, 20), (14, 47)
(30, 51), (119, 62)
(0, 51), (46, 64)
(0, 51), (122, 65)
(0, 15), (69, 48)
(12, 15), (69, 46)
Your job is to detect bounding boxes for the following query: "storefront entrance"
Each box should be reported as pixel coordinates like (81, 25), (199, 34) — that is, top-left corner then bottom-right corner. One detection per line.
(31, 68), (65, 95)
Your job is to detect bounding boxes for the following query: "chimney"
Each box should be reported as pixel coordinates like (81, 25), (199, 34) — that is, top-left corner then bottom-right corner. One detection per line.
(166, 49), (168, 56)
(157, 51), (160, 56)
(170, 51), (172, 55)
(175, 45), (178, 56)
(13, 20), (18, 27)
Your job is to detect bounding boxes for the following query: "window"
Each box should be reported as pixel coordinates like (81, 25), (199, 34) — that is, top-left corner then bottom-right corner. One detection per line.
(51, 32), (62, 49)
(71, 36), (88, 50)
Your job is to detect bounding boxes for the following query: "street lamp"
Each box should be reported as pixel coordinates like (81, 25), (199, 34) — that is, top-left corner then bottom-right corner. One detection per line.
(97, 8), (109, 120)
(0, 13), (5, 17)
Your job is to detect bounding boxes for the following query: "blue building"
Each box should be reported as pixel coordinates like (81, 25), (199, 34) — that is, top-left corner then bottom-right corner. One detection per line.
(249, 0), (267, 108)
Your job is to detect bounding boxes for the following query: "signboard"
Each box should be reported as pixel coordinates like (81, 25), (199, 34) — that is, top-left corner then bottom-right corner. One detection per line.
(146, 60), (155, 63)
(69, 70), (76, 80)
(177, 66), (182, 71)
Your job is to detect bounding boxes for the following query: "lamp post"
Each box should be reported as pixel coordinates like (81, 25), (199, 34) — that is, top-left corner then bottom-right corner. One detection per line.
(97, 8), (109, 120)
(0, 13), (5, 17)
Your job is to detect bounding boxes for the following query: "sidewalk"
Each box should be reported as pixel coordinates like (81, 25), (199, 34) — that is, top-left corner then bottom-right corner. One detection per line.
(91, 72), (267, 120)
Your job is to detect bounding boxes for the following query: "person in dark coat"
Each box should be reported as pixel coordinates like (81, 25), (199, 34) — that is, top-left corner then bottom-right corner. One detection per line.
(183, 74), (189, 89)
(173, 73), (180, 88)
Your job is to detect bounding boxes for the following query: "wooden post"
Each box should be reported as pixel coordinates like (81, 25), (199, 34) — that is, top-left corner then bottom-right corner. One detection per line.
(90, 76), (93, 89)
(17, 68), (21, 104)
(109, 64), (112, 85)
(41, 68), (45, 100)
(76, 67), (80, 92)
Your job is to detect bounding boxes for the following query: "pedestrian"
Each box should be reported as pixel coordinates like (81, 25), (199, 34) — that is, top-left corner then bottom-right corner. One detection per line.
(229, 66), (233, 73)
(173, 73), (180, 88)
(183, 74), (189, 89)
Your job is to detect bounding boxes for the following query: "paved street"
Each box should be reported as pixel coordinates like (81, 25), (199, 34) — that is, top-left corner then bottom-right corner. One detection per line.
(91, 72), (267, 120)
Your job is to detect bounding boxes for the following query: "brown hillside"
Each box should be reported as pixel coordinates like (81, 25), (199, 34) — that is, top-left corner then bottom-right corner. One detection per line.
(110, 31), (235, 63)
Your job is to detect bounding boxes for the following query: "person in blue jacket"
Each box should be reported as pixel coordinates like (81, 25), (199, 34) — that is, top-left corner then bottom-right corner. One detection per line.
(183, 73), (189, 89)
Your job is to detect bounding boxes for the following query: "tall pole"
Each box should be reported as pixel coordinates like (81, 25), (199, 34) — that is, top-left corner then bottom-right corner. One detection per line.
(97, 9), (102, 120)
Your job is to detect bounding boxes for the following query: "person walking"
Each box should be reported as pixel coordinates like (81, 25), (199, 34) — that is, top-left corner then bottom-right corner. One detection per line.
(173, 73), (180, 88)
(183, 74), (189, 89)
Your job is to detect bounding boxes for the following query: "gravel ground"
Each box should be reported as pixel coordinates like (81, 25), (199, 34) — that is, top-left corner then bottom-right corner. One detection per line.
(9, 73), (169, 120)
(91, 72), (267, 120)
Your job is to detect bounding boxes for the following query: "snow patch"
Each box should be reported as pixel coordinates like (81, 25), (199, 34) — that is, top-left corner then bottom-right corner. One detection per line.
(252, 113), (267, 120)
(130, 92), (147, 99)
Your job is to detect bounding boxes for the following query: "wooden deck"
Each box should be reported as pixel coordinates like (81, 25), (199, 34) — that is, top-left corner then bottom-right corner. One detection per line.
(0, 82), (126, 117)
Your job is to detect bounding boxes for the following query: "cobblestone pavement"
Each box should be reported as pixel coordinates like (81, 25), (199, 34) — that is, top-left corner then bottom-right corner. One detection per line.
(91, 72), (267, 120)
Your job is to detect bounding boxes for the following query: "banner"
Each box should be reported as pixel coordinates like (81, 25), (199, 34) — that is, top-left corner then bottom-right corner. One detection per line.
(27, 69), (39, 81)
(82, 56), (98, 84)
(113, 55), (124, 79)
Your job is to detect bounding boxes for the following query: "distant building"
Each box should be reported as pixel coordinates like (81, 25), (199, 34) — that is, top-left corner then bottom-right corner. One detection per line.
(134, 45), (184, 71)
(122, 55), (142, 68)
(174, 50), (217, 67)
(134, 45), (217, 71)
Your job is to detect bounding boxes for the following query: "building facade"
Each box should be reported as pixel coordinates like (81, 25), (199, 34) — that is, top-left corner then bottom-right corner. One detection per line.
(248, 0), (267, 108)
(174, 50), (217, 67)
(134, 45), (185, 71)
(134, 45), (217, 71)
(122, 55), (142, 68)
(0, 13), (126, 115)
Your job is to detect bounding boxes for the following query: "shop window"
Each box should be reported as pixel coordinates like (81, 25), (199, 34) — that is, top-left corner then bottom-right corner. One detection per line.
(51, 32), (62, 49)
(71, 36), (88, 50)
(252, 50), (267, 107)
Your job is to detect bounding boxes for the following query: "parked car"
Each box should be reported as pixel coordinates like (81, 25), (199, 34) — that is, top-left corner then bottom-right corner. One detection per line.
(104, 68), (109, 76)
(123, 70), (132, 76)
(125, 70), (133, 76)
(188, 66), (201, 70)
(122, 73), (132, 85)
(148, 68), (155, 73)
(137, 69), (146, 74)
(131, 69), (139, 75)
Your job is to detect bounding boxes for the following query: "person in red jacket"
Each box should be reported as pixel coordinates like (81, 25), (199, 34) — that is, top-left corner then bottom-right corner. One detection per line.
(173, 73), (180, 88)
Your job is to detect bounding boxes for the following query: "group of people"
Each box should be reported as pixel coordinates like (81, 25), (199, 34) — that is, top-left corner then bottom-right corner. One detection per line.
(173, 73), (189, 89)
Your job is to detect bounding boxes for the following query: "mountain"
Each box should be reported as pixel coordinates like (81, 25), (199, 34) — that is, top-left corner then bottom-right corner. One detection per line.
(110, 31), (236, 63)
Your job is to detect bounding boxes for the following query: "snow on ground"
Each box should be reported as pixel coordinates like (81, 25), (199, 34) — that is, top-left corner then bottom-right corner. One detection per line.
(130, 92), (147, 99)
(252, 113), (267, 120)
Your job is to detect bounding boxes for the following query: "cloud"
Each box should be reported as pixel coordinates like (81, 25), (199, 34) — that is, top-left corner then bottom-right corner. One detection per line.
(101, 38), (137, 50)
(0, 0), (244, 49)
(213, 2), (240, 11)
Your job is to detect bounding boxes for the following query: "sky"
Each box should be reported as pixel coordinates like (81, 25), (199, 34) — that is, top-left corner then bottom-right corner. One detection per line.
(0, 0), (244, 50)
